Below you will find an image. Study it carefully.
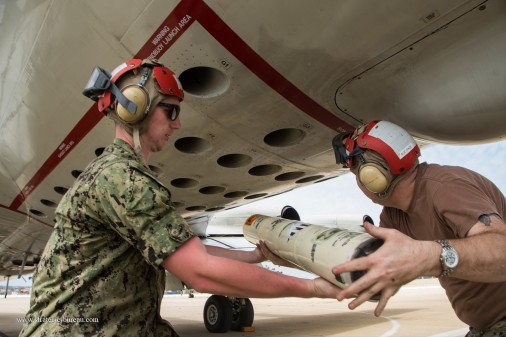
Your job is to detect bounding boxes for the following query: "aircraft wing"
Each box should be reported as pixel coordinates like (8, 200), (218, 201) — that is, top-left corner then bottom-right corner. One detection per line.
(1, 0), (505, 277)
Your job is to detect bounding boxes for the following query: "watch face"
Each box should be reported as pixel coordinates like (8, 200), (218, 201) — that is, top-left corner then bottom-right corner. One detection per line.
(443, 250), (459, 268)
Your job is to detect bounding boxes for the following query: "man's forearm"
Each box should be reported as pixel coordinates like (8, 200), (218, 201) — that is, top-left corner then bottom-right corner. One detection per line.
(205, 245), (264, 263)
(450, 229), (506, 282)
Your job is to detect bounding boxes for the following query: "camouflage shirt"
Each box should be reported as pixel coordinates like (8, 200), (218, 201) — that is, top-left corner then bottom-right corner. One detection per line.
(20, 139), (195, 337)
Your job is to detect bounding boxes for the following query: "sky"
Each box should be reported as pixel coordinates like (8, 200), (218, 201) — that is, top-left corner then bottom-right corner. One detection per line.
(1, 140), (505, 287)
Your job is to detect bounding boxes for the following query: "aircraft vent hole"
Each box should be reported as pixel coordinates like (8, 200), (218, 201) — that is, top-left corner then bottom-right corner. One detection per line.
(171, 178), (199, 188)
(217, 154), (252, 168)
(199, 186), (226, 195)
(245, 193), (268, 200)
(30, 209), (46, 217)
(179, 66), (229, 98)
(275, 172), (305, 181)
(317, 175), (340, 183)
(95, 147), (105, 157)
(248, 164), (282, 176)
(40, 199), (58, 208)
(186, 205), (207, 212)
(224, 191), (249, 199)
(174, 137), (212, 154)
(206, 206), (226, 212)
(71, 170), (82, 178)
(264, 128), (306, 147)
(54, 186), (69, 195)
(149, 165), (163, 174)
(296, 175), (325, 184)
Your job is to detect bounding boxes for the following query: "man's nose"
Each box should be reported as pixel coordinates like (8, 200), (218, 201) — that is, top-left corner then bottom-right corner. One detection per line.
(170, 118), (182, 129)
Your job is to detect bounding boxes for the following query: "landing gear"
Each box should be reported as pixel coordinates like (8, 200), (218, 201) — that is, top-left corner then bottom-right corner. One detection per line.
(203, 295), (254, 333)
(231, 298), (254, 331)
(204, 295), (232, 333)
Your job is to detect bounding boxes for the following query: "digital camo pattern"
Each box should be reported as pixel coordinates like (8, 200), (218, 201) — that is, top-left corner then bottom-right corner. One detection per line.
(466, 318), (506, 337)
(20, 139), (195, 337)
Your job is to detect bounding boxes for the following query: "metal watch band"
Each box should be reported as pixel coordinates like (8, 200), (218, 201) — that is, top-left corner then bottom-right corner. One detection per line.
(436, 239), (454, 277)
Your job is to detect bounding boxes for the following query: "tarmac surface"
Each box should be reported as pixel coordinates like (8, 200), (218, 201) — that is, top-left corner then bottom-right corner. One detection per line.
(0, 278), (468, 337)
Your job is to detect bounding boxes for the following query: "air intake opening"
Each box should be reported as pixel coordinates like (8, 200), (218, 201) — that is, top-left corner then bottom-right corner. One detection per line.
(264, 128), (306, 147)
(179, 67), (229, 98)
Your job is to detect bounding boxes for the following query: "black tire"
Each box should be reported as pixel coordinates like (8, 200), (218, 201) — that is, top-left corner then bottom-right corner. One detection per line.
(231, 298), (254, 331)
(203, 295), (233, 333)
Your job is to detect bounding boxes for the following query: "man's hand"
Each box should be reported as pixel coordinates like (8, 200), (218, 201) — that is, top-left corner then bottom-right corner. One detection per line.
(250, 243), (267, 263)
(257, 241), (301, 269)
(331, 223), (439, 316)
(309, 277), (344, 298)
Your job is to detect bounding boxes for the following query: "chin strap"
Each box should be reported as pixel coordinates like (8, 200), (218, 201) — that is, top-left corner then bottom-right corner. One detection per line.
(132, 127), (145, 162)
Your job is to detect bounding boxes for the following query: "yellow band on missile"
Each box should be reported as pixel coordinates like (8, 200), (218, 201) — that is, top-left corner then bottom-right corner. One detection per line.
(244, 214), (262, 226)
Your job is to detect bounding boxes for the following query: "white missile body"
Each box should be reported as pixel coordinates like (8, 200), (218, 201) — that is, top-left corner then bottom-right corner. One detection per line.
(243, 214), (383, 291)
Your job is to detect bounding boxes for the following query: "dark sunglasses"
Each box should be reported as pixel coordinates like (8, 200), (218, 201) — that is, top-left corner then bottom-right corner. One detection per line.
(157, 102), (181, 121)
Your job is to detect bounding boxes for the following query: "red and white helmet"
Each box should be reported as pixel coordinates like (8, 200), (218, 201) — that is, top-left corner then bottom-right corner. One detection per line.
(97, 58), (184, 113)
(342, 120), (420, 174)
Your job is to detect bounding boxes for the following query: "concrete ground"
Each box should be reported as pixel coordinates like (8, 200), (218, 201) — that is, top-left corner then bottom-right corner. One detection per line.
(0, 278), (468, 337)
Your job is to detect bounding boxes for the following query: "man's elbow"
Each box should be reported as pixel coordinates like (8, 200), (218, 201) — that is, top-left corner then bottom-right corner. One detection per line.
(180, 274), (216, 294)
(161, 239), (220, 294)
(162, 261), (213, 293)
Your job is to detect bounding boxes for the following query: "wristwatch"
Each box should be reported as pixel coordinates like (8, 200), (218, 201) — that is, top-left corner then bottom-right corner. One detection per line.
(436, 240), (459, 277)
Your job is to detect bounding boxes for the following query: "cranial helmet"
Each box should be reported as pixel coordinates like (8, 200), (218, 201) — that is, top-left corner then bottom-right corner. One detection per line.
(332, 120), (420, 196)
(83, 58), (184, 130)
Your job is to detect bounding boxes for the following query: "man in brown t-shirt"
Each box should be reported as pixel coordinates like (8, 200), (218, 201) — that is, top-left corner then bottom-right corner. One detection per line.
(331, 120), (506, 336)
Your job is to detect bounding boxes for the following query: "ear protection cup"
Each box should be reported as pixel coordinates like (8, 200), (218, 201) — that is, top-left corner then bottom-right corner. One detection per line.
(358, 162), (391, 193)
(116, 85), (150, 124)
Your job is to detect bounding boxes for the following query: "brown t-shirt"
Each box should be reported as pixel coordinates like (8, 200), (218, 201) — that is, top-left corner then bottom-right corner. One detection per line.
(380, 162), (506, 330)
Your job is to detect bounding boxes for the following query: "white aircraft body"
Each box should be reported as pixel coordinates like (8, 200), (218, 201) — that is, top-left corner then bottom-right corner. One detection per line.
(0, 0), (505, 332)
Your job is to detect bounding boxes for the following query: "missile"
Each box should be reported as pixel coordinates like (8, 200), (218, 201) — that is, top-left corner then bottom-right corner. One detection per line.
(243, 214), (382, 300)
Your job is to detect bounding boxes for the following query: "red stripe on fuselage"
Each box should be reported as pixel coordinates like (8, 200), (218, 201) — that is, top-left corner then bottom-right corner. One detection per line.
(10, 0), (351, 211)
(9, 1), (195, 211)
(9, 106), (104, 210)
(191, 0), (351, 132)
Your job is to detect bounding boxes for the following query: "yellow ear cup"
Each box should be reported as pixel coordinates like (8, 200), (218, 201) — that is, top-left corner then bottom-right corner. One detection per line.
(116, 85), (150, 124)
(359, 164), (388, 193)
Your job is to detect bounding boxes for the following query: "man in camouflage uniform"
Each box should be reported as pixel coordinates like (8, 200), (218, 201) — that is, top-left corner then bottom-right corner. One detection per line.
(20, 59), (343, 336)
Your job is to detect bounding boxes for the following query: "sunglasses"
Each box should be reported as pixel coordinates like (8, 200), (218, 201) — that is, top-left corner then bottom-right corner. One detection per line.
(157, 102), (181, 121)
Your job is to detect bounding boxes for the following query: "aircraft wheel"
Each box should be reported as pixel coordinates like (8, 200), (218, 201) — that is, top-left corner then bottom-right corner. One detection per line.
(231, 298), (254, 331)
(203, 295), (232, 333)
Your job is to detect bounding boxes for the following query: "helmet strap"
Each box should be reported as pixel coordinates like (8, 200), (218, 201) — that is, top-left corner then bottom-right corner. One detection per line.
(132, 127), (144, 162)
